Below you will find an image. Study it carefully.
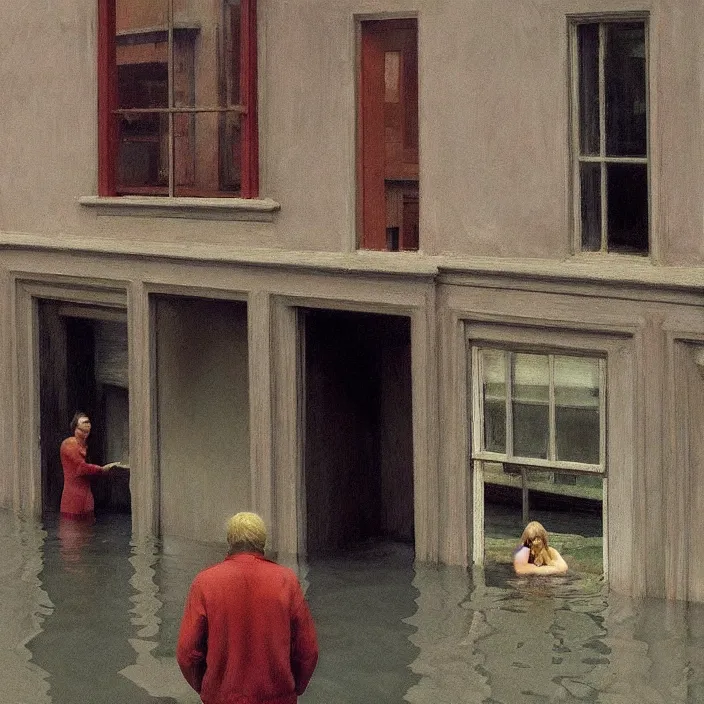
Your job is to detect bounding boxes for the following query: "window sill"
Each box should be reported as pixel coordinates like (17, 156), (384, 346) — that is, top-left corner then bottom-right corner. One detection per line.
(79, 195), (280, 222)
(571, 251), (651, 262)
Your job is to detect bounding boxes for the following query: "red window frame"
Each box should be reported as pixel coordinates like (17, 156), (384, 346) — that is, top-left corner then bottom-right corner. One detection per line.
(97, 0), (259, 198)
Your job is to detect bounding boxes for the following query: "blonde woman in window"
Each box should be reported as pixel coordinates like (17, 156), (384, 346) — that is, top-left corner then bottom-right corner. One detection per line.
(513, 521), (568, 575)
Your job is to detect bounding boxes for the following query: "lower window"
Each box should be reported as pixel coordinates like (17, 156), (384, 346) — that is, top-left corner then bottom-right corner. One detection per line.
(470, 347), (607, 575)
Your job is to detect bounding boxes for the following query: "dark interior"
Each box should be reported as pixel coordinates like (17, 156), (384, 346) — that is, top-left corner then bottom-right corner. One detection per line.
(304, 309), (414, 556)
(39, 301), (131, 516)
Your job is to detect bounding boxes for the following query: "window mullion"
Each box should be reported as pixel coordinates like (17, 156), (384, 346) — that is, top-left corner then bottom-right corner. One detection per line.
(506, 351), (514, 460)
(98, 0), (117, 196)
(548, 355), (556, 462)
(167, 0), (175, 197)
(240, 0), (259, 198)
(598, 23), (607, 252)
(570, 23), (582, 252)
(471, 347), (483, 456)
(599, 357), (607, 469)
(580, 155), (647, 164)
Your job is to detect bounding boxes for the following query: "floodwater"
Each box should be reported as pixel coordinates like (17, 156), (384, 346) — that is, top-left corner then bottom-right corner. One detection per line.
(3, 510), (704, 704)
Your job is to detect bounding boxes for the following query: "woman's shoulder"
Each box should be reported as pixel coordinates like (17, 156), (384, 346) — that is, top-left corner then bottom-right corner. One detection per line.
(513, 545), (530, 560)
(60, 437), (83, 454)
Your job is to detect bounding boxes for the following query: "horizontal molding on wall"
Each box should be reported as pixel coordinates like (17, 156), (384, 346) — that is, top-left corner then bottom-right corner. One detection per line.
(3, 231), (704, 296)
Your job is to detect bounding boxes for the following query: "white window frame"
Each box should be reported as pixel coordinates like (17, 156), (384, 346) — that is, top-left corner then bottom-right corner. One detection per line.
(569, 14), (650, 255)
(470, 346), (608, 570)
(472, 347), (606, 472)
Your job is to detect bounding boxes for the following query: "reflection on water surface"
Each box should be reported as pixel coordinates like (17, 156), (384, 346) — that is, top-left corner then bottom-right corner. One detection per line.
(1, 509), (703, 703)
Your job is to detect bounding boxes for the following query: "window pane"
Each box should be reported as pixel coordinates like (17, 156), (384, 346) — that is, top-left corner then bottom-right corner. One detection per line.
(220, 112), (243, 192)
(172, 0), (229, 109)
(116, 0), (167, 36)
(482, 463), (604, 573)
(173, 112), (240, 196)
(117, 112), (169, 192)
(606, 163), (648, 253)
(115, 0), (168, 110)
(555, 356), (600, 464)
(227, 0), (242, 106)
(512, 354), (549, 459)
(117, 62), (168, 110)
(481, 349), (506, 453)
(577, 23), (600, 156)
(580, 162), (602, 251)
(605, 23), (647, 157)
(385, 52), (401, 103)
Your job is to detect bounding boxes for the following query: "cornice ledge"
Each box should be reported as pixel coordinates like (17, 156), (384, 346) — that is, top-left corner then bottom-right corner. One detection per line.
(0, 232), (438, 278)
(437, 254), (704, 292)
(3, 232), (700, 290)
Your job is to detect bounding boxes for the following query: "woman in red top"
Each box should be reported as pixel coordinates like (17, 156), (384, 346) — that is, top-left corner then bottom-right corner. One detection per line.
(59, 412), (115, 520)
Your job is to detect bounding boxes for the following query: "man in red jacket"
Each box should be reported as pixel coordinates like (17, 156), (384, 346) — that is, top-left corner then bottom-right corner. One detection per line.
(177, 512), (319, 704)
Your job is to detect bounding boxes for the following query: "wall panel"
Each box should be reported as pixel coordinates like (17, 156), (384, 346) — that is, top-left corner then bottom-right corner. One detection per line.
(156, 297), (250, 542)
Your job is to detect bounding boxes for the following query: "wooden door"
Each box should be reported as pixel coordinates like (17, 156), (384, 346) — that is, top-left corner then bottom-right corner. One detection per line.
(360, 19), (419, 250)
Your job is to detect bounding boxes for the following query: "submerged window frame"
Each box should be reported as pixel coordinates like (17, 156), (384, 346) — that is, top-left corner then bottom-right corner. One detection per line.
(469, 345), (608, 571)
(569, 14), (650, 255)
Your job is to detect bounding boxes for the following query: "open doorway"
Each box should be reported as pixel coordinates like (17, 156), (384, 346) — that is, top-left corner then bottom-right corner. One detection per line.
(303, 309), (414, 556)
(38, 301), (130, 516)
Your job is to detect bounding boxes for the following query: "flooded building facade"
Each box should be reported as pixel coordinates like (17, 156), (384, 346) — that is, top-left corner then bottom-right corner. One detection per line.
(0, 0), (703, 602)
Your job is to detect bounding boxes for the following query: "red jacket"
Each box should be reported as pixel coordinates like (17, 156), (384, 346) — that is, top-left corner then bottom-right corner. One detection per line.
(177, 552), (318, 704)
(59, 436), (103, 518)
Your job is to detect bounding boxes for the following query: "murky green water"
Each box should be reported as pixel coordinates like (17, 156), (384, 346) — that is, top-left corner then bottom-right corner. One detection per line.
(2, 509), (704, 703)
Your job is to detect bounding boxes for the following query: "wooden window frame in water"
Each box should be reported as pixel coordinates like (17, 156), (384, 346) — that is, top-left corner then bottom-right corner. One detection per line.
(470, 345), (608, 574)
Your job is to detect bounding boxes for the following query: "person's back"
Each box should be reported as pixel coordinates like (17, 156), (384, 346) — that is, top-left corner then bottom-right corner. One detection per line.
(177, 513), (318, 704)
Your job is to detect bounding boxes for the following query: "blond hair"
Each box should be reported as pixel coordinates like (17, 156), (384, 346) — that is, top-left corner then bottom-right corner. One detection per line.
(520, 521), (549, 548)
(227, 512), (267, 554)
(519, 521), (551, 566)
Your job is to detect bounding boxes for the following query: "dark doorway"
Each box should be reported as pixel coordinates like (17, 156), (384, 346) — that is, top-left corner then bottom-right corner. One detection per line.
(304, 309), (414, 556)
(38, 301), (131, 516)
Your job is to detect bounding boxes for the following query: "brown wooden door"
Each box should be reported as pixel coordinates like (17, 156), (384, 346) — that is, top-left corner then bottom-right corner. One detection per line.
(360, 19), (419, 251)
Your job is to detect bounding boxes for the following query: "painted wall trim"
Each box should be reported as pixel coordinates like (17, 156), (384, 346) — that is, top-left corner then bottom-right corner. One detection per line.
(2, 231), (703, 293)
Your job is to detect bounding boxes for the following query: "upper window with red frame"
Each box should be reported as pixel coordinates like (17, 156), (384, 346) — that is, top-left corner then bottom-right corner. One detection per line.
(99, 0), (258, 198)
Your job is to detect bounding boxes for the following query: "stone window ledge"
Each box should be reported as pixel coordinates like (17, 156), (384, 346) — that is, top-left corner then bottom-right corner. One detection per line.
(79, 195), (280, 222)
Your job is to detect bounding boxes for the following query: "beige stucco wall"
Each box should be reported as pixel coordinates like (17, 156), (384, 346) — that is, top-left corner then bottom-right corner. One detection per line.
(0, 0), (702, 262)
(1, 0), (704, 601)
(676, 343), (704, 601)
(155, 297), (250, 542)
